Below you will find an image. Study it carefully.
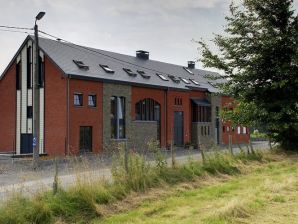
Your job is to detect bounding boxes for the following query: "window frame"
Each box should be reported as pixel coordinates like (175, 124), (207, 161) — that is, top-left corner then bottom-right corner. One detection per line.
(88, 94), (97, 107)
(111, 96), (126, 139)
(74, 93), (83, 107)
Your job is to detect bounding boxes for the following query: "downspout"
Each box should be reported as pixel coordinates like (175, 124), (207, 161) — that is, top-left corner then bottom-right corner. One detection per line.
(165, 87), (169, 149)
(67, 74), (70, 155)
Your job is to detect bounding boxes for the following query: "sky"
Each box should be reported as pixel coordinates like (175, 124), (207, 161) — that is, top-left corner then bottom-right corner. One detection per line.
(0, 0), (297, 74)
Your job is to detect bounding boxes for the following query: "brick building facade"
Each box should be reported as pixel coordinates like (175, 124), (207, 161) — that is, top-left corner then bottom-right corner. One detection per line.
(0, 36), (249, 156)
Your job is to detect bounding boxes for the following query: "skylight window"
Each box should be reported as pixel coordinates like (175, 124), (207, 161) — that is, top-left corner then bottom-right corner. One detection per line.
(190, 78), (200, 85)
(168, 75), (180, 83)
(180, 77), (191, 84)
(183, 67), (194, 75)
(137, 70), (151, 79)
(156, 73), (169, 81)
(73, 60), (89, 70)
(123, 68), (137, 77)
(99, 64), (115, 74)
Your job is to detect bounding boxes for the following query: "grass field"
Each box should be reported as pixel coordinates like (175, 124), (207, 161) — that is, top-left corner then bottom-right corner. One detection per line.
(93, 153), (298, 224)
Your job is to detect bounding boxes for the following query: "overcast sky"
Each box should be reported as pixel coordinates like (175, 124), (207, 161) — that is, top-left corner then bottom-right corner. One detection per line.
(0, 0), (297, 74)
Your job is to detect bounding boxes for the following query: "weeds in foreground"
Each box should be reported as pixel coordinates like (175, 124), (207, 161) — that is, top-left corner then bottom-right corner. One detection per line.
(0, 148), (264, 224)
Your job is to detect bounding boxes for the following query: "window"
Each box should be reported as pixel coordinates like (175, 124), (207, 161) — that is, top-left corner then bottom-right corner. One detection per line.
(135, 98), (160, 121)
(99, 64), (114, 74)
(88, 95), (96, 107)
(180, 77), (191, 84)
(74, 93), (83, 106)
(111, 96), (125, 139)
(174, 97), (182, 106)
(243, 127), (247, 134)
(237, 126), (241, 134)
(27, 106), (33, 119)
(16, 61), (21, 90)
(80, 126), (92, 152)
(123, 68), (137, 77)
(38, 56), (45, 87)
(73, 60), (89, 70)
(223, 126), (225, 133)
(227, 126), (230, 132)
(137, 70), (151, 79)
(27, 46), (32, 89)
(168, 75), (180, 83)
(183, 67), (194, 75)
(192, 104), (211, 122)
(156, 73), (169, 81)
(189, 78), (200, 85)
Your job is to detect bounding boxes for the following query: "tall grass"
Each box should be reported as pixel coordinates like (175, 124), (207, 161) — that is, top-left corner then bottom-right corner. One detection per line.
(0, 147), (263, 224)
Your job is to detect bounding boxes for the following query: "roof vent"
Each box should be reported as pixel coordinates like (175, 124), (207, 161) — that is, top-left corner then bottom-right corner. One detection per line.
(188, 61), (195, 69)
(136, 50), (149, 60)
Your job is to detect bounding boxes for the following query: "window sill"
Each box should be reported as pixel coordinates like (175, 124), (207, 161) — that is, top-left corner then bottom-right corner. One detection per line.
(133, 120), (158, 123)
(111, 138), (127, 141)
(74, 105), (83, 108)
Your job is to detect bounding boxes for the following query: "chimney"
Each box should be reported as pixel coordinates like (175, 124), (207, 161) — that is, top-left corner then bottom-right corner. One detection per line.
(136, 50), (149, 60)
(187, 61), (195, 69)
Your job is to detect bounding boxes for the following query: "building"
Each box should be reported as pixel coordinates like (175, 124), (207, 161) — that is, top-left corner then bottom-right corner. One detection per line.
(0, 36), (249, 156)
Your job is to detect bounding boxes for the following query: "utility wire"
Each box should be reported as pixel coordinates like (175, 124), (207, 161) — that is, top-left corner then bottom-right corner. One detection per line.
(0, 28), (33, 35)
(0, 25), (33, 30)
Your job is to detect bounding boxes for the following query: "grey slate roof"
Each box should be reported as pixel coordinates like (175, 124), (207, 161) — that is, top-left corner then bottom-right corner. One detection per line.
(3, 35), (225, 93)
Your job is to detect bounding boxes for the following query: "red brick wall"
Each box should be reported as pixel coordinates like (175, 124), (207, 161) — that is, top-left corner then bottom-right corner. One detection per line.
(69, 79), (103, 154)
(0, 64), (16, 153)
(221, 96), (250, 144)
(166, 90), (191, 146)
(131, 87), (207, 147)
(44, 57), (67, 155)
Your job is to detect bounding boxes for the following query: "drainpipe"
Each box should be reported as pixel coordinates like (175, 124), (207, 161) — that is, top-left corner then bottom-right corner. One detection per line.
(165, 88), (169, 149)
(67, 74), (71, 155)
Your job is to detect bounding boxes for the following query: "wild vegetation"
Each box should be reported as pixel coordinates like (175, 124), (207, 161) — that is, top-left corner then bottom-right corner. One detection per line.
(97, 151), (298, 224)
(0, 143), (266, 224)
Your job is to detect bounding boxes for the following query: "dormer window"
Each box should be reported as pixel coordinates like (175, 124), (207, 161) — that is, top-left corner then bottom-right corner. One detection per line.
(123, 68), (137, 77)
(156, 73), (169, 81)
(180, 77), (191, 84)
(190, 78), (200, 85)
(99, 64), (115, 74)
(183, 67), (194, 75)
(73, 60), (89, 70)
(168, 75), (180, 83)
(137, 70), (151, 79)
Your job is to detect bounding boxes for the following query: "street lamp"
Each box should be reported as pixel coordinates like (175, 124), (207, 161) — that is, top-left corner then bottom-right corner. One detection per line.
(33, 11), (45, 169)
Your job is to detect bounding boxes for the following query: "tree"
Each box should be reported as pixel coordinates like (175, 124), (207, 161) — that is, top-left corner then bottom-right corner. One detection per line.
(199, 0), (298, 150)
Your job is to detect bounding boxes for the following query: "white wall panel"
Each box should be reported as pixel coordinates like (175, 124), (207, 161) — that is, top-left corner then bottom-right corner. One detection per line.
(21, 47), (27, 134)
(28, 89), (32, 106)
(16, 90), (21, 154)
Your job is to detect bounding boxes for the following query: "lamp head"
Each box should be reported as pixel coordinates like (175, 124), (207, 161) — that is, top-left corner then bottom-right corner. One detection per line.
(36, 12), (46, 20)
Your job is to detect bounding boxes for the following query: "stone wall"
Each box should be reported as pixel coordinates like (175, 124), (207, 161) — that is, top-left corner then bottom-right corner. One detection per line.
(130, 121), (158, 152)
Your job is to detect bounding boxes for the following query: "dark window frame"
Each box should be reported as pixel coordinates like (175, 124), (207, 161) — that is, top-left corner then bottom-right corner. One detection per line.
(123, 68), (137, 77)
(16, 61), (21, 90)
(74, 93), (83, 106)
(27, 46), (32, 89)
(73, 60), (89, 70)
(27, 106), (33, 119)
(99, 64), (115, 74)
(111, 96), (126, 139)
(88, 94), (97, 107)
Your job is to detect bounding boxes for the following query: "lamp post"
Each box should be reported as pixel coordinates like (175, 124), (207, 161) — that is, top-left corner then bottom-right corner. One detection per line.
(33, 11), (45, 169)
